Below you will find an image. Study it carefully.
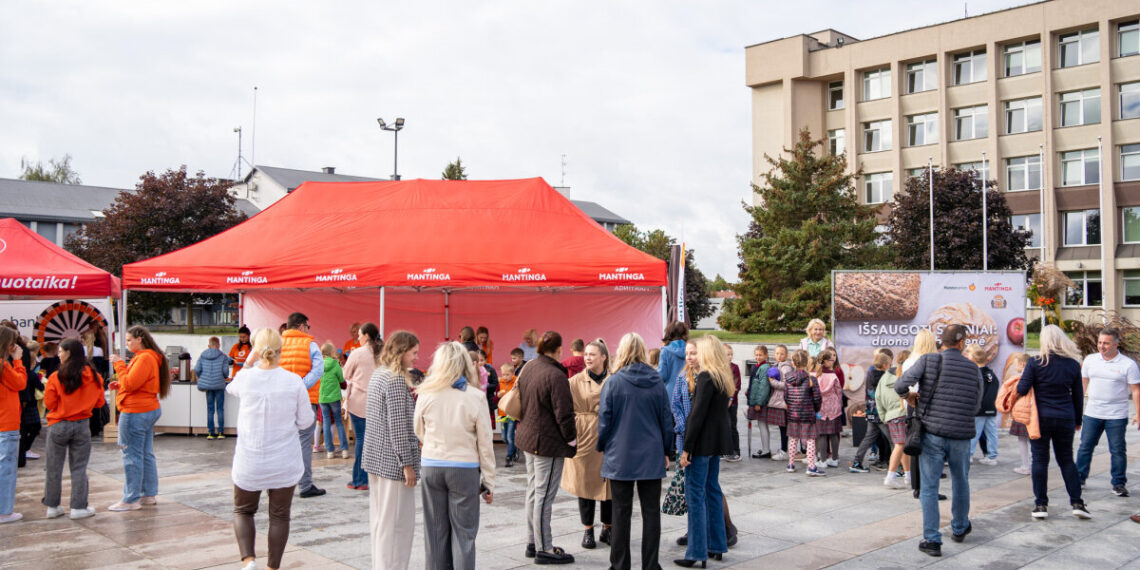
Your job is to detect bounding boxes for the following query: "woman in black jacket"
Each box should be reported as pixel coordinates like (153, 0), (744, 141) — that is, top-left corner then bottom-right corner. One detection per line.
(1016, 324), (1088, 520)
(677, 336), (734, 568)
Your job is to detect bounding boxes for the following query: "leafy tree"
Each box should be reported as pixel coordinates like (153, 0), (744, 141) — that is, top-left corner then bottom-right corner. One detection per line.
(886, 167), (1031, 270)
(710, 274), (730, 292)
(613, 224), (713, 324)
(20, 155), (82, 184)
(719, 129), (887, 333)
(441, 157), (467, 180)
(66, 166), (246, 331)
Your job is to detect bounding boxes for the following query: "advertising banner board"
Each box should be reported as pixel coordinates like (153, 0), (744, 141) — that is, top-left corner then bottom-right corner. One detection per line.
(0, 298), (115, 347)
(832, 270), (1027, 390)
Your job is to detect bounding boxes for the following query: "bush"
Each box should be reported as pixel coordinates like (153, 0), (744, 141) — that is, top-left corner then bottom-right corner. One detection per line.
(1026, 317), (1079, 334)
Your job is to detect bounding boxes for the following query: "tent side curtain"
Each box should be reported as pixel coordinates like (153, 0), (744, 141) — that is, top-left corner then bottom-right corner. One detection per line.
(241, 287), (662, 371)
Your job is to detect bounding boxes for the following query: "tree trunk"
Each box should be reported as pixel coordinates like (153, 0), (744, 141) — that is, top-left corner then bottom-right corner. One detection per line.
(186, 297), (195, 334)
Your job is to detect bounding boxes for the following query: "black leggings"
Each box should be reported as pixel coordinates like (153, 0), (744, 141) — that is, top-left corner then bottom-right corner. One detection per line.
(779, 426), (789, 453)
(579, 498), (612, 526)
(18, 421), (40, 468)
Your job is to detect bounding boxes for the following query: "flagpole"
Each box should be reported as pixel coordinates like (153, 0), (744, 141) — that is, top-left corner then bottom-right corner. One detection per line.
(1098, 136), (1107, 324)
(1039, 144), (1046, 264)
(982, 151), (988, 272)
(929, 157), (935, 271)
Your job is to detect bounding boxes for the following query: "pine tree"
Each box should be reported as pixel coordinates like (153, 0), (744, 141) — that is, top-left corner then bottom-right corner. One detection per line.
(441, 157), (467, 180)
(886, 167), (1031, 270)
(719, 129), (886, 333)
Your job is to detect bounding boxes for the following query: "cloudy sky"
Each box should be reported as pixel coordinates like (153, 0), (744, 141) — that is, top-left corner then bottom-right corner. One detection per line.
(0, 0), (1031, 279)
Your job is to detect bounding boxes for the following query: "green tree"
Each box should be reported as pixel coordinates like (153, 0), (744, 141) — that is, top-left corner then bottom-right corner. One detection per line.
(719, 129), (887, 333)
(20, 155), (82, 184)
(441, 157), (467, 180)
(613, 224), (714, 324)
(710, 274), (730, 292)
(66, 166), (246, 331)
(886, 167), (1031, 270)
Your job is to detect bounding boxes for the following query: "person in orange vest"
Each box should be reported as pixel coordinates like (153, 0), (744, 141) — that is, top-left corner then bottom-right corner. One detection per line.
(228, 326), (252, 380)
(342, 322), (362, 358)
(244, 312), (325, 498)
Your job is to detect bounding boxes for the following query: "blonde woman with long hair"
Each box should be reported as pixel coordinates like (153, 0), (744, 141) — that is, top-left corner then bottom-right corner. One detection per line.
(362, 331), (421, 570)
(676, 336), (735, 567)
(597, 333), (673, 569)
(901, 329), (938, 374)
(227, 328), (315, 570)
(1016, 324), (1089, 520)
(414, 341), (495, 570)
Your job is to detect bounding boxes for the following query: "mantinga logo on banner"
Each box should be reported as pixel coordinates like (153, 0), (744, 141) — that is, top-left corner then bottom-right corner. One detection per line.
(832, 271), (1027, 390)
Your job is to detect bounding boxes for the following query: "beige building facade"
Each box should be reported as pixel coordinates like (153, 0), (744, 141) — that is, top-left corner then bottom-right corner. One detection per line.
(746, 0), (1140, 320)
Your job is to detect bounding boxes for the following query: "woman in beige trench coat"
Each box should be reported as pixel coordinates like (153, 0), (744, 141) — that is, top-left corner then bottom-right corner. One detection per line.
(561, 339), (613, 549)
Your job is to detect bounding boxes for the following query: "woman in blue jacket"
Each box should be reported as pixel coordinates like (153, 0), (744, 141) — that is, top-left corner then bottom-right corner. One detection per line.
(658, 322), (689, 402)
(597, 332), (673, 570)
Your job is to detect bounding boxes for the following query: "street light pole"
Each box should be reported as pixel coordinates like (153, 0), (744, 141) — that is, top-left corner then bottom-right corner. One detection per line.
(377, 117), (406, 180)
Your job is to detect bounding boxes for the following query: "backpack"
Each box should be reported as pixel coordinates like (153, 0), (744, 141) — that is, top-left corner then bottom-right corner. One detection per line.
(749, 364), (772, 407)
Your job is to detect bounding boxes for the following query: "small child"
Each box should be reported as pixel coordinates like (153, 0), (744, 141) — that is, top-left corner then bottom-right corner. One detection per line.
(967, 344), (1000, 466)
(771, 345), (793, 459)
(497, 363), (519, 466)
(875, 351), (910, 488)
(318, 342), (349, 459)
(42, 338), (105, 520)
(852, 348), (893, 473)
(747, 345), (774, 459)
(509, 347), (526, 376)
(784, 349), (824, 476)
(814, 348), (843, 467)
(193, 336), (232, 439)
(1005, 353), (1031, 475)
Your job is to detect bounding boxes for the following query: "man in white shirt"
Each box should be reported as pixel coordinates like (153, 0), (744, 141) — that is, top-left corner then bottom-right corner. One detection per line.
(1075, 328), (1140, 497)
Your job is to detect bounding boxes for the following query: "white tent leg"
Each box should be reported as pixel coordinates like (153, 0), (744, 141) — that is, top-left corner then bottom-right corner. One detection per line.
(119, 290), (128, 355)
(444, 290), (450, 341)
(660, 286), (667, 331)
(379, 286), (386, 337)
(237, 291), (244, 327)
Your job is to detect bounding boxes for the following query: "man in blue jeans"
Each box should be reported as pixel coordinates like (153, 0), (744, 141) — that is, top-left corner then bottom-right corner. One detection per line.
(896, 325), (983, 557)
(1075, 328), (1140, 497)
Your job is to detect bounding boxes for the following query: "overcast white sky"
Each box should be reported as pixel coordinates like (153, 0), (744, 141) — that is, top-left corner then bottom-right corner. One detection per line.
(0, 0), (1033, 279)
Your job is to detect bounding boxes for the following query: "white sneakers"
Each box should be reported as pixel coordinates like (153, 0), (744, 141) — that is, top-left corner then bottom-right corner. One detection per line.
(825, 459), (839, 468)
(0, 513), (22, 524)
(884, 473), (907, 488)
(979, 457), (998, 466)
(241, 560), (257, 570)
(70, 507), (96, 520)
(108, 501), (141, 512)
(770, 450), (788, 461)
(45, 506), (66, 519)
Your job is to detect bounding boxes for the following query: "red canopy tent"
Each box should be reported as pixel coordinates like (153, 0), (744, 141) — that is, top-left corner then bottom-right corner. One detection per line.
(0, 217), (120, 346)
(122, 179), (667, 365)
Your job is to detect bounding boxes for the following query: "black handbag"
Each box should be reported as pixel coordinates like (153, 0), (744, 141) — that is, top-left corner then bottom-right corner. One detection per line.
(903, 355), (943, 457)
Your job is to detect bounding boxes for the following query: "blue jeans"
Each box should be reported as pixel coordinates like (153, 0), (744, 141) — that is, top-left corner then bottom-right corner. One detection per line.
(684, 455), (727, 560)
(970, 416), (998, 459)
(299, 405), (317, 491)
(500, 419), (517, 458)
(118, 408), (161, 503)
(919, 432), (971, 544)
(205, 389), (225, 435)
(349, 413), (367, 487)
(0, 431), (18, 515)
(320, 401), (348, 452)
(1076, 415), (1128, 487)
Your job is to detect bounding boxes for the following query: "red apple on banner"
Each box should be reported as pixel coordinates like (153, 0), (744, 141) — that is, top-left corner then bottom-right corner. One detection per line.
(1006, 318), (1025, 346)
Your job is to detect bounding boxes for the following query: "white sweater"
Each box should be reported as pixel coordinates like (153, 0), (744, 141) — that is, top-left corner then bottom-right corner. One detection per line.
(414, 385), (496, 492)
(227, 366), (315, 491)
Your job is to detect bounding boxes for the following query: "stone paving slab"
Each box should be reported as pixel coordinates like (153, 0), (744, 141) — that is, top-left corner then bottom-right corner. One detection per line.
(7, 419), (1140, 568)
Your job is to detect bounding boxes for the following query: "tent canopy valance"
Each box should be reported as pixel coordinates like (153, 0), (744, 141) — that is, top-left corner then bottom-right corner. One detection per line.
(122, 178), (666, 292)
(0, 218), (120, 297)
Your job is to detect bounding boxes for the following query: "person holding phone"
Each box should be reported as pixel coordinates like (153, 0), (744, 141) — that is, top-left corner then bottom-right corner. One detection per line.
(0, 327), (27, 524)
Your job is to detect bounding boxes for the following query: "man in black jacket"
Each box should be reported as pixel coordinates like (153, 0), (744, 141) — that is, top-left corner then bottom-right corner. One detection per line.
(896, 324), (983, 557)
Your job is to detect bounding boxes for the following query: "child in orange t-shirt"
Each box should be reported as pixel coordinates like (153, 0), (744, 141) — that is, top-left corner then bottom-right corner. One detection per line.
(497, 363), (519, 467)
(42, 338), (105, 519)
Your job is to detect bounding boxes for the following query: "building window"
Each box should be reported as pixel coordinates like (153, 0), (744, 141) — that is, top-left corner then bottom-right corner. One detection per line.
(953, 49), (987, 85)
(1121, 82), (1140, 119)
(1061, 149), (1100, 186)
(863, 67), (891, 101)
(1123, 144), (1140, 180)
(906, 112), (938, 146)
(906, 59), (937, 93)
(828, 80), (844, 110)
(1064, 271), (1103, 307)
(864, 172), (893, 204)
(1059, 88), (1101, 126)
(828, 129), (846, 155)
(1124, 270), (1140, 306)
(1006, 155), (1042, 191)
(907, 167), (932, 181)
(1011, 213), (1042, 248)
(1059, 29), (1100, 68)
(953, 105), (988, 140)
(956, 161), (990, 183)
(863, 119), (892, 152)
(1004, 40), (1042, 76)
(1120, 20), (1139, 57)
(1063, 209), (1101, 246)
(1005, 97), (1043, 133)
(1124, 206), (1140, 243)
(36, 222), (57, 244)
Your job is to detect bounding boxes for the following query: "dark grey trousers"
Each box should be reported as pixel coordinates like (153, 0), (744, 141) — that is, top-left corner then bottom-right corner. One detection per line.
(525, 454), (565, 551)
(42, 420), (92, 510)
(421, 466), (481, 570)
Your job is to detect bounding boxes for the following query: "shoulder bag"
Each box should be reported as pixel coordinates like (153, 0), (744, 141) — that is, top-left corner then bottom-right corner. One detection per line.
(903, 354), (943, 457)
(661, 464), (687, 516)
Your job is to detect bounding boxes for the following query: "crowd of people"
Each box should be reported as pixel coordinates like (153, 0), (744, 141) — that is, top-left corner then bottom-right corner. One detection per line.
(0, 314), (1138, 568)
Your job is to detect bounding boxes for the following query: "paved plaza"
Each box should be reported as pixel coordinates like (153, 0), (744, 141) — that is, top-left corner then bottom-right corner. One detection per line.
(6, 418), (1140, 569)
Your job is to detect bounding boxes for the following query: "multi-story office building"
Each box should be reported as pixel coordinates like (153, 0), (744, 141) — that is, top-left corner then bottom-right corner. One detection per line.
(746, 0), (1140, 320)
